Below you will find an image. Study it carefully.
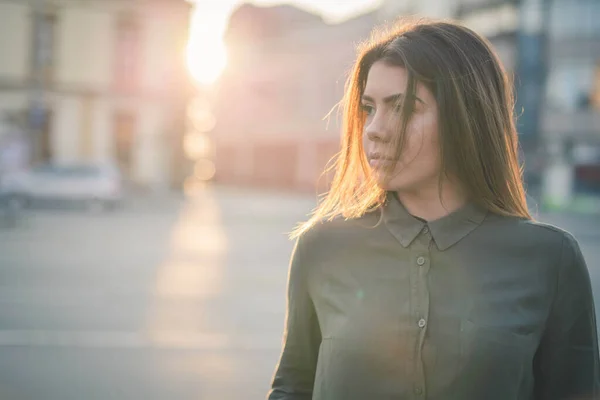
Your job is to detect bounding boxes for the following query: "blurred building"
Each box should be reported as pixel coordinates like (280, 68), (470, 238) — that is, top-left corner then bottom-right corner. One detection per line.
(212, 0), (600, 205)
(0, 0), (192, 190)
(212, 3), (377, 191)
(380, 0), (519, 71)
(212, 0), (522, 192)
(541, 0), (600, 209)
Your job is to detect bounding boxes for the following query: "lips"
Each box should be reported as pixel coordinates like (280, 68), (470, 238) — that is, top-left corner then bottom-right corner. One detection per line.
(367, 152), (397, 168)
(369, 159), (395, 168)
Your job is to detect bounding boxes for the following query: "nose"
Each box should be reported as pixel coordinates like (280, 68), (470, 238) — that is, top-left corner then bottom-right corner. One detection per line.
(366, 128), (384, 143)
(365, 116), (390, 143)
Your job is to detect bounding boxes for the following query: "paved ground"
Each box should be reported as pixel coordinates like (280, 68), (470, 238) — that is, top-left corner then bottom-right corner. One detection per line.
(0, 185), (598, 400)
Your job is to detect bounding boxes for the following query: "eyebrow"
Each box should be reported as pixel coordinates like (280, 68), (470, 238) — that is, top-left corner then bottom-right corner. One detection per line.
(361, 93), (425, 105)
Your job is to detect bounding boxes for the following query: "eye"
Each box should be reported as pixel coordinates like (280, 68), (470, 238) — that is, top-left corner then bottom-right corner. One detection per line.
(394, 101), (416, 116)
(360, 103), (374, 116)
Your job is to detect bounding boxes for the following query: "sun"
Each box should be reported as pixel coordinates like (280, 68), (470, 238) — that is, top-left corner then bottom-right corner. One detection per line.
(187, 39), (228, 85)
(186, 11), (229, 86)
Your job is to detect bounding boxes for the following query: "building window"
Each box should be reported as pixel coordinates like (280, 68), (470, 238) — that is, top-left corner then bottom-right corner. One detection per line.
(592, 61), (600, 110)
(31, 11), (57, 84)
(546, 61), (597, 111)
(550, 0), (597, 39)
(113, 111), (136, 177)
(114, 15), (141, 92)
(594, 1), (600, 35)
(461, 3), (518, 38)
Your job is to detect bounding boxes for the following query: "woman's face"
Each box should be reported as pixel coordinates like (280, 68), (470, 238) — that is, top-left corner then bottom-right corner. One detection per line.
(362, 61), (441, 194)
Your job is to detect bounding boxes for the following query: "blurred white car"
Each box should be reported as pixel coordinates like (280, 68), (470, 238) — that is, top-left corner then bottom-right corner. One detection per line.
(0, 163), (123, 211)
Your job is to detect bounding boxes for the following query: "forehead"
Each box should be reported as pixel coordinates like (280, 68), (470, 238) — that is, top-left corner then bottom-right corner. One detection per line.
(363, 61), (433, 103)
(364, 62), (408, 95)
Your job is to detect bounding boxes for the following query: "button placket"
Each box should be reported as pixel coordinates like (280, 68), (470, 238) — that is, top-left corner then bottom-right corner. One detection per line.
(409, 228), (431, 398)
(412, 231), (431, 400)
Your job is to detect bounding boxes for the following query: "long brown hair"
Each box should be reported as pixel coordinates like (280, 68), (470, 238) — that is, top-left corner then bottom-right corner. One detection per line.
(291, 18), (530, 238)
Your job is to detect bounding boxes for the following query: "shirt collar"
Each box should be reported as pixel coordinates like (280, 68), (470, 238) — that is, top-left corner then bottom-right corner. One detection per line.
(381, 191), (488, 251)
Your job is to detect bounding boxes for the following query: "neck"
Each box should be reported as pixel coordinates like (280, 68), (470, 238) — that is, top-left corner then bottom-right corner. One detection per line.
(395, 180), (467, 222)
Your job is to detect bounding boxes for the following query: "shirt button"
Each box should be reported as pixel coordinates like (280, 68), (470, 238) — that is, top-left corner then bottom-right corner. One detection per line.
(418, 318), (427, 328)
(417, 256), (426, 266)
(422, 226), (429, 234)
(415, 387), (423, 395)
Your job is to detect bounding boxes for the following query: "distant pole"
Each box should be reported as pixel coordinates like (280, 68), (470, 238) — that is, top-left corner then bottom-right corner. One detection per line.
(518, 0), (576, 210)
(515, 0), (551, 189)
(28, 0), (47, 164)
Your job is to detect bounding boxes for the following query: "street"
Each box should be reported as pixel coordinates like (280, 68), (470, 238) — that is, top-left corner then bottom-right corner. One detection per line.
(0, 186), (598, 400)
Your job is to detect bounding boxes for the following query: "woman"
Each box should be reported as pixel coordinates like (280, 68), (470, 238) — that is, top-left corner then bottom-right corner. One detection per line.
(267, 19), (600, 400)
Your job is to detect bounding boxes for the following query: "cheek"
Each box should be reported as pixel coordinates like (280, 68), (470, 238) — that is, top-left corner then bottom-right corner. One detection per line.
(404, 121), (435, 154)
(410, 111), (437, 138)
(398, 118), (440, 170)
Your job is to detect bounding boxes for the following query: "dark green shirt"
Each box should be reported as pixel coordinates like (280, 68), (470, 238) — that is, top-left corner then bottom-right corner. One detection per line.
(268, 193), (600, 400)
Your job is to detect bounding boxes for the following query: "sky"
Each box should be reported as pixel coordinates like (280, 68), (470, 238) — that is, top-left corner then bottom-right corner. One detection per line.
(192, 0), (382, 23)
(187, 0), (382, 84)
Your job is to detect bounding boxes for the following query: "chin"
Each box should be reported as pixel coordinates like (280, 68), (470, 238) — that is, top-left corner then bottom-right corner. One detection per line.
(374, 180), (394, 191)
(374, 180), (405, 192)
(370, 168), (425, 192)
(377, 177), (420, 193)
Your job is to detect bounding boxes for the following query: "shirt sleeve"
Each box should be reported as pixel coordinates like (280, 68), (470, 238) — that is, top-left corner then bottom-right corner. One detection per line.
(267, 235), (322, 400)
(534, 233), (600, 400)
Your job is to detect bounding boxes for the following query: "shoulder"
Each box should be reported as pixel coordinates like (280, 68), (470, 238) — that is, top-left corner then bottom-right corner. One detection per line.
(484, 213), (577, 251)
(291, 210), (381, 269)
(522, 218), (578, 245)
(519, 219), (585, 271)
(295, 211), (381, 250)
(483, 214), (588, 278)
